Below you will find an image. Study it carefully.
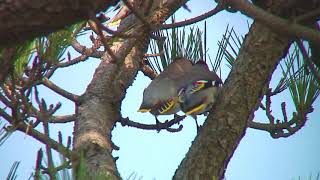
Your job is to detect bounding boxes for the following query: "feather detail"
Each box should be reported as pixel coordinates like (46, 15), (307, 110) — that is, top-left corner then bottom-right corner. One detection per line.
(157, 98), (175, 114)
(185, 103), (207, 115)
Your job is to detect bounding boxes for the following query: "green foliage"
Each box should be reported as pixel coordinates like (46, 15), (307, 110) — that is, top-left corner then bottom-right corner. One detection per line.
(292, 173), (320, 180)
(147, 18), (205, 73)
(285, 44), (320, 114)
(12, 40), (36, 75)
(7, 22), (84, 77)
(216, 25), (243, 69)
(36, 23), (81, 64)
(0, 121), (12, 146)
(6, 161), (20, 180)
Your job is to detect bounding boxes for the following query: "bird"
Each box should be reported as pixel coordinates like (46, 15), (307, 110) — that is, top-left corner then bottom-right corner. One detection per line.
(178, 61), (222, 131)
(138, 58), (194, 125)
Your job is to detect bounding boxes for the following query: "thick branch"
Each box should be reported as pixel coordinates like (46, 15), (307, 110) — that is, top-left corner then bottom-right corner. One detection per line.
(228, 0), (320, 42)
(0, 48), (16, 84)
(0, 0), (119, 47)
(174, 21), (290, 179)
(73, 0), (189, 179)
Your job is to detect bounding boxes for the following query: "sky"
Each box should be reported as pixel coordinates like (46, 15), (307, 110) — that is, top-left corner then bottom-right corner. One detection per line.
(1, 1), (320, 180)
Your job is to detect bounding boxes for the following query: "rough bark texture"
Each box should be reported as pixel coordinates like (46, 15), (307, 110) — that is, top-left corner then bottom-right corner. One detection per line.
(173, 1), (318, 179)
(73, 38), (148, 179)
(0, 0), (118, 47)
(0, 48), (16, 84)
(173, 21), (290, 180)
(73, 0), (188, 179)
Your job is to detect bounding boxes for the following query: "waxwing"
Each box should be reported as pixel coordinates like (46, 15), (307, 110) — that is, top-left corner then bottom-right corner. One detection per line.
(138, 58), (193, 122)
(178, 61), (222, 130)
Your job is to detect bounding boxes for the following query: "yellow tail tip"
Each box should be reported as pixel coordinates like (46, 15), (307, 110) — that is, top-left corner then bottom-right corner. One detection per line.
(185, 104), (207, 115)
(137, 108), (151, 113)
(108, 19), (121, 27)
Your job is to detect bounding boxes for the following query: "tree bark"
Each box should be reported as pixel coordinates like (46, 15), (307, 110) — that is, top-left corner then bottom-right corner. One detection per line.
(0, 48), (16, 83)
(173, 20), (290, 180)
(0, 0), (118, 47)
(73, 0), (188, 178)
(73, 38), (149, 179)
(173, 1), (320, 179)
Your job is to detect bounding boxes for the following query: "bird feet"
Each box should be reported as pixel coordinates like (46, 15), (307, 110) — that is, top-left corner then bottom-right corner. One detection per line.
(155, 118), (161, 132)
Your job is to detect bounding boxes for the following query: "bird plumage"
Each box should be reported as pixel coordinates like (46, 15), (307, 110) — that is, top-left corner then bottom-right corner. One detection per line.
(177, 61), (222, 130)
(138, 58), (222, 132)
(138, 58), (193, 116)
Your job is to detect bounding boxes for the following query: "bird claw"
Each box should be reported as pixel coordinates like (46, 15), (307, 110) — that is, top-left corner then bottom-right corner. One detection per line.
(155, 118), (161, 132)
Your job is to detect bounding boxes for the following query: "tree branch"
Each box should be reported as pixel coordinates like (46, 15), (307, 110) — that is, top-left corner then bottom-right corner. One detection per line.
(119, 115), (186, 132)
(0, 108), (73, 158)
(42, 77), (79, 102)
(174, 20), (290, 179)
(49, 114), (76, 123)
(248, 103), (313, 138)
(161, 2), (225, 29)
(140, 63), (158, 80)
(0, 0), (119, 47)
(296, 40), (320, 81)
(73, 0), (190, 179)
(228, 0), (320, 42)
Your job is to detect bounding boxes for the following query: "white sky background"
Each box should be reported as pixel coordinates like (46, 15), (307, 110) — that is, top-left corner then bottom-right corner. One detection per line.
(1, 0), (320, 179)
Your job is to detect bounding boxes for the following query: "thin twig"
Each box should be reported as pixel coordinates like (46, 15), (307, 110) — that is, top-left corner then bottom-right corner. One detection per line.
(34, 149), (43, 180)
(161, 3), (225, 29)
(71, 39), (103, 58)
(140, 64), (158, 80)
(49, 114), (76, 123)
(42, 77), (79, 102)
(119, 115), (186, 132)
(43, 119), (55, 179)
(296, 40), (320, 81)
(249, 98), (314, 138)
(90, 13), (119, 62)
(144, 51), (164, 58)
(228, 0), (320, 42)
(265, 89), (275, 124)
(0, 108), (73, 158)
(42, 160), (71, 175)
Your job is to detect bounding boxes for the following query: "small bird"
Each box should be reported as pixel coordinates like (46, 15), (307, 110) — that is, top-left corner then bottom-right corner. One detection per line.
(138, 58), (193, 124)
(178, 61), (222, 131)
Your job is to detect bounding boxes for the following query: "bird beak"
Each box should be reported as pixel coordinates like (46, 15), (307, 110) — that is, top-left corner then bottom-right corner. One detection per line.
(137, 108), (151, 113)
